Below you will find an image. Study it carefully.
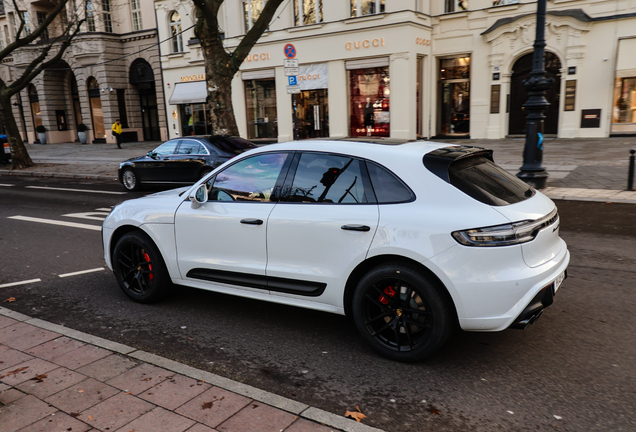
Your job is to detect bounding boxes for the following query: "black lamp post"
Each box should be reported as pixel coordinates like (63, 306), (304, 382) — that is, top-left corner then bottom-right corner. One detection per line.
(516, 0), (553, 189)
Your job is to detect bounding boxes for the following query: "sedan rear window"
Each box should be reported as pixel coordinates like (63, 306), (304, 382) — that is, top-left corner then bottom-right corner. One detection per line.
(448, 156), (534, 206)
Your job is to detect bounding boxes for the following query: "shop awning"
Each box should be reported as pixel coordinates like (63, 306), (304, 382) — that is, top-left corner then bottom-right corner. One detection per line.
(169, 81), (207, 105)
(617, 38), (636, 78)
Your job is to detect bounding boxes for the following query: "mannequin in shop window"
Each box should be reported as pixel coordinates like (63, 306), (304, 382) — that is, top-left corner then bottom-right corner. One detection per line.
(453, 93), (469, 133)
(364, 97), (374, 136)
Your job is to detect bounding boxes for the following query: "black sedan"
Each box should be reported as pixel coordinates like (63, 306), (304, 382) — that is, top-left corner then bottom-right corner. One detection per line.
(118, 136), (256, 191)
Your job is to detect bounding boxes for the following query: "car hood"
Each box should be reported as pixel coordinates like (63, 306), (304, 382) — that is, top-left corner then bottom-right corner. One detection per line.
(103, 187), (189, 228)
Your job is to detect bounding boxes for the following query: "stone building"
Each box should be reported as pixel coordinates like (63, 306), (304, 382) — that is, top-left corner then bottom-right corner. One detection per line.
(156, 0), (636, 142)
(0, 0), (167, 144)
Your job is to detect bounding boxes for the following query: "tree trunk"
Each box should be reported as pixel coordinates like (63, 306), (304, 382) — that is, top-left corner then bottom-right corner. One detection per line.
(0, 94), (33, 169)
(201, 52), (239, 136)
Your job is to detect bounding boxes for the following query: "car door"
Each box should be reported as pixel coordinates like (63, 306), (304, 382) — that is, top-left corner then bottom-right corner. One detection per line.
(172, 139), (209, 182)
(265, 152), (379, 305)
(174, 152), (292, 292)
(136, 140), (180, 181)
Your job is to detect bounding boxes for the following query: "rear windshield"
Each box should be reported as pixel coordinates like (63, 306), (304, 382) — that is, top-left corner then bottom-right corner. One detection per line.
(448, 156), (534, 206)
(209, 137), (257, 155)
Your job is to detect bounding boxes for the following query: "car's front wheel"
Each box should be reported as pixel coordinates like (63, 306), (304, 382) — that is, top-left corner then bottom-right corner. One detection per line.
(352, 263), (453, 362)
(112, 231), (172, 303)
(121, 168), (141, 191)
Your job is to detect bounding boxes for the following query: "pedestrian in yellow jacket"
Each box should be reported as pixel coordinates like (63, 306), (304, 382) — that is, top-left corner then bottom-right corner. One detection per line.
(112, 119), (123, 149)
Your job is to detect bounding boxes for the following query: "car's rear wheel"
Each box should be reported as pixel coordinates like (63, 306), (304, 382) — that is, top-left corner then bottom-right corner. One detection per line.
(122, 168), (141, 191)
(352, 263), (452, 362)
(112, 231), (172, 303)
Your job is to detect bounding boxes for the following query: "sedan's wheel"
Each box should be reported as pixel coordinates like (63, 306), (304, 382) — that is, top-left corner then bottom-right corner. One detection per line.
(122, 168), (141, 191)
(352, 263), (452, 362)
(112, 232), (172, 303)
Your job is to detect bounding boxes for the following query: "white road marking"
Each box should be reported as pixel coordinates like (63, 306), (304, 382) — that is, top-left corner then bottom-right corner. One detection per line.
(96, 207), (113, 212)
(26, 186), (126, 195)
(59, 267), (105, 278)
(0, 183), (15, 187)
(62, 211), (110, 221)
(8, 215), (102, 231)
(0, 278), (41, 288)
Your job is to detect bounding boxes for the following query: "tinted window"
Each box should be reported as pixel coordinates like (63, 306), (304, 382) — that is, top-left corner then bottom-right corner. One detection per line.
(153, 141), (179, 155)
(285, 153), (370, 204)
(448, 156), (534, 206)
(366, 162), (413, 204)
(178, 140), (206, 155)
(208, 136), (257, 155)
(208, 153), (288, 202)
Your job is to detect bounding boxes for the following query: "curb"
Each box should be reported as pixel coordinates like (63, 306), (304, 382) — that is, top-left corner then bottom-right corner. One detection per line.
(0, 169), (117, 181)
(0, 305), (386, 432)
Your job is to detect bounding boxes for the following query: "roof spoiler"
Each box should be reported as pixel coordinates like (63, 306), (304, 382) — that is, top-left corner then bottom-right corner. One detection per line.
(423, 146), (494, 183)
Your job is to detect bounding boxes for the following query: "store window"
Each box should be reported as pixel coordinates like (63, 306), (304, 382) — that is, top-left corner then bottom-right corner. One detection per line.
(348, 64), (390, 137)
(131, 0), (142, 31)
(27, 84), (42, 131)
(102, 0), (113, 33)
(244, 0), (265, 31)
(244, 78), (278, 140)
(350, 0), (385, 17)
(87, 0), (96, 32)
(87, 77), (106, 139)
(445, 0), (467, 13)
(170, 12), (183, 53)
(180, 103), (213, 136)
(613, 78), (636, 124)
(438, 56), (470, 136)
(294, 0), (322, 26)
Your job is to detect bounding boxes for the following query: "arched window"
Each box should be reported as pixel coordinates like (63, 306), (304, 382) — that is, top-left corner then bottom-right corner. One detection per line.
(170, 12), (183, 53)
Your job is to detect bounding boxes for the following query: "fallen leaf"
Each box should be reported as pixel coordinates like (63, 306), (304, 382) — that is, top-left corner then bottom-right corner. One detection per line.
(87, 415), (94, 421)
(31, 374), (48, 382)
(202, 401), (215, 410)
(0, 366), (29, 378)
(78, 390), (85, 393)
(345, 406), (367, 423)
(70, 412), (80, 417)
(426, 405), (441, 415)
(3, 297), (16, 303)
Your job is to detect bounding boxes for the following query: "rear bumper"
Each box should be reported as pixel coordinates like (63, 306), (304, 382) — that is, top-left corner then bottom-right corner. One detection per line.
(509, 269), (567, 329)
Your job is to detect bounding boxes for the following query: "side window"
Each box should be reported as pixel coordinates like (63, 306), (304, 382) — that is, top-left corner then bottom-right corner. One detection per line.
(208, 153), (288, 202)
(153, 141), (179, 155)
(366, 162), (414, 203)
(178, 140), (206, 155)
(284, 153), (370, 204)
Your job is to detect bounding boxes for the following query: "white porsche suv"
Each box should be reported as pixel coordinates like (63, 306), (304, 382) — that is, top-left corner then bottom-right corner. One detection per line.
(102, 140), (569, 361)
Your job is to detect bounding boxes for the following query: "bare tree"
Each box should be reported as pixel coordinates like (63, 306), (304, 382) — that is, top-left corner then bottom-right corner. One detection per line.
(191, 0), (285, 136)
(0, 0), (85, 169)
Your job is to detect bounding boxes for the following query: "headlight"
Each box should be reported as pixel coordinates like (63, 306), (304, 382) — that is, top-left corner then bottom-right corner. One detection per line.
(451, 208), (558, 247)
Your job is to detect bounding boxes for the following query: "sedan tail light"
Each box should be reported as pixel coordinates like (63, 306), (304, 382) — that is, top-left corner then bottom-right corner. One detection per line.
(451, 209), (558, 247)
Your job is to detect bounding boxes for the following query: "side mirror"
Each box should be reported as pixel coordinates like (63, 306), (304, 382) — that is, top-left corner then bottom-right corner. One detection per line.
(189, 184), (208, 209)
(147, 151), (157, 159)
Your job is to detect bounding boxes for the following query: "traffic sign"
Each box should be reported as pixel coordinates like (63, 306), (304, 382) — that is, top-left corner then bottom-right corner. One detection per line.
(286, 85), (300, 94)
(288, 76), (298, 86)
(284, 59), (298, 68)
(284, 43), (296, 59)
(284, 67), (299, 76)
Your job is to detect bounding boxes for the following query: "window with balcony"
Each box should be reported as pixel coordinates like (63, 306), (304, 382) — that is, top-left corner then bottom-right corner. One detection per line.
(294, 0), (322, 26)
(102, 0), (113, 33)
(170, 11), (183, 52)
(445, 0), (467, 13)
(131, 0), (142, 31)
(243, 0), (265, 31)
(350, 0), (385, 17)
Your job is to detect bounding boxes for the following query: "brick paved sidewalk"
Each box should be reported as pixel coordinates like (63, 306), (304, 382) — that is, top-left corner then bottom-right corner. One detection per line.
(0, 308), (380, 432)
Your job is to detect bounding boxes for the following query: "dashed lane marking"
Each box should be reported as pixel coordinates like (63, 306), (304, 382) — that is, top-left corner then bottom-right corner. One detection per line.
(26, 186), (126, 195)
(8, 216), (102, 231)
(0, 183), (15, 187)
(59, 268), (106, 278)
(63, 211), (110, 221)
(0, 279), (41, 289)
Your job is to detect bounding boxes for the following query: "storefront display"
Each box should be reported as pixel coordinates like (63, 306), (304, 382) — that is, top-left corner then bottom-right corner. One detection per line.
(613, 77), (636, 124)
(348, 65), (390, 137)
(438, 57), (470, 136)
(244, 74), (278, 141)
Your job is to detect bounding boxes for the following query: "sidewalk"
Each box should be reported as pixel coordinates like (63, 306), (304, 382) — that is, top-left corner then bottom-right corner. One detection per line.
(1, 137), (636, 203)
(0, 307), (379, 432)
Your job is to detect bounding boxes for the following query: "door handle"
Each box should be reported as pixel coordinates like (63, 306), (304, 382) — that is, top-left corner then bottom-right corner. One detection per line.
(341, 225), (370, 232)
(240, 218), (264, 225)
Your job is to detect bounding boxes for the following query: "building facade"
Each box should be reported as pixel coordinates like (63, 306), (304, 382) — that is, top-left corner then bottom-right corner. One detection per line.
(0, 0), (168, 145)
(156, 0), (636, 143)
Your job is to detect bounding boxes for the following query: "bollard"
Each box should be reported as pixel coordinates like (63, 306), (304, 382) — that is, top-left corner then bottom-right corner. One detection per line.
(629, 149), (635, 191)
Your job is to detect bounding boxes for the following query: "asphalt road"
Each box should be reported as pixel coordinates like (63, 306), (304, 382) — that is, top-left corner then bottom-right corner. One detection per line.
(1, 177), (635, 432)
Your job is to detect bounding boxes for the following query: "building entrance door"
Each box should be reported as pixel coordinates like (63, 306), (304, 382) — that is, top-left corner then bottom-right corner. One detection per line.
(509, 52), (561, 135)
(139, 82), (161, 141)
(293, 89), (329, 140)
(437, 57), (471, 137)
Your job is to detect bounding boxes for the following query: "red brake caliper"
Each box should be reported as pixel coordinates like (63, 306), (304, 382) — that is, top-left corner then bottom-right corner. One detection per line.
(378, 286), (396, 305)
(143, 251), (154, 282)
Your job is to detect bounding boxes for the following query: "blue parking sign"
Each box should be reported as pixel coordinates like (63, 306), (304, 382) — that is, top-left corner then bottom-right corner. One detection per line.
(288, 76), (298, 86)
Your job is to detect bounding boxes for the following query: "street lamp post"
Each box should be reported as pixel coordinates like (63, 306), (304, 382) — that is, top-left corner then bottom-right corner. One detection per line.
(516, 0), (553, 189)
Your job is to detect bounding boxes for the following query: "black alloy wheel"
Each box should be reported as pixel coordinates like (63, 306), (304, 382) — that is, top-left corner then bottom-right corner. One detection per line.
(112, 231), (171, 303)
(121, 168), (141, 191)
(352, 263), (452, 362)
